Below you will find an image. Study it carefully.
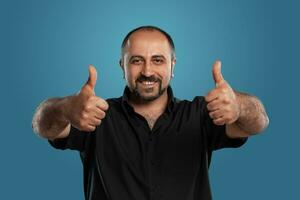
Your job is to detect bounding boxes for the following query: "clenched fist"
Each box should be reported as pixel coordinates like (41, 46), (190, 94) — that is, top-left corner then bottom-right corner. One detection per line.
(64, 65), (109, 132)
(205, 61), (240, 126)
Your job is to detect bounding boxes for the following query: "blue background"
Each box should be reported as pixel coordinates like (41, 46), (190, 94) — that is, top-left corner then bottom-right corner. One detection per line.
(1, 0), (299, 199)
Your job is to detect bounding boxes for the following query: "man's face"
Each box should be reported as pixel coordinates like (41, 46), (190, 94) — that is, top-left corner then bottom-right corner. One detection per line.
(121, 30), (175, 101)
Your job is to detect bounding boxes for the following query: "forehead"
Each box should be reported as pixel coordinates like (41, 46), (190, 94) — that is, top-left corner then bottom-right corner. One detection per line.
(124, 30), (172, 57)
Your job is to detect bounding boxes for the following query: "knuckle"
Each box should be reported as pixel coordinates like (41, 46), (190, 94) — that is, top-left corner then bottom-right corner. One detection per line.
(80, 112), (87, 120)
(214, 118), (224, 126)
(223, 97), (230, 104)
(206, 106), (210, 111)
(219, 120), (225, 126)
(209, 112), (214, 119)
(220, 88), (227, 94)
(207, 103), (212, 110)
(102, 101), (109, 110)
(84, 104), (91, 112)
(104, 102), (109, 110)
(96, 110), (106, 119)
(85, 126), (95, 132)
(101, 111), (106, 119)
(213, 119), (219, 125)
(96, 98), (109, 110)
(90, 126), (96, 132)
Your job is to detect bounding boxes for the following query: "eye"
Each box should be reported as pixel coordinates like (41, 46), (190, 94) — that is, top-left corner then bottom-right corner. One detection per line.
(131, 58), (143, 65)
(153, 58), (164, 64)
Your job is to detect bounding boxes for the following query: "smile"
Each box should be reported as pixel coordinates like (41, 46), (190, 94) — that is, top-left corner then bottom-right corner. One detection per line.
(140, 81), (156, 85)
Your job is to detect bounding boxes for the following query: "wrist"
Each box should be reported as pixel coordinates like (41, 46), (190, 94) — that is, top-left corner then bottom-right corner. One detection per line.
(235, 91), (245, 122)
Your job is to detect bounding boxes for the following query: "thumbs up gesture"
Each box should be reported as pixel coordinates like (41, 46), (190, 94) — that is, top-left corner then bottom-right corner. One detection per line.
(205, 61), (240, 126)
(65, 65), (109, 132)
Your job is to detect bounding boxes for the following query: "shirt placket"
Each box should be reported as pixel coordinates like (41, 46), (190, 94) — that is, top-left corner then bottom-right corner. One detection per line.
(147, 129), (162, 200)
(147, 114), (169, 200)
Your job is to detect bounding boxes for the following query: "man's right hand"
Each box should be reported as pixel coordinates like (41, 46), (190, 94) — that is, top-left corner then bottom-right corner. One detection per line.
(65, 65), (109, 132)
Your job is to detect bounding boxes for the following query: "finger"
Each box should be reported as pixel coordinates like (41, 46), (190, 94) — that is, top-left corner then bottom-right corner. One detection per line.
(207, 99), (221, 111)
(93, 109), (106, 120)
(94, 98), (109, 111)
(81, 124), (96, 132)
(85, 65), (98, 90)
(212, 60), (224, 87)
(205, 89), (219, 102)
(213, 117), (225, 126)
(208, 110), (223, 120)
(88, 117), (102, 126)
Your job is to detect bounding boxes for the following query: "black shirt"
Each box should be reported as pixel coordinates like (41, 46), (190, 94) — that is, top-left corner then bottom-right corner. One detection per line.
(50, 86), (247, 200)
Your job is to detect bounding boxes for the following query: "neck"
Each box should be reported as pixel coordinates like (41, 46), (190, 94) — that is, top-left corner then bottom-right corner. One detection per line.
(128, 89), (169, 114)
(128, 89), (169, 130)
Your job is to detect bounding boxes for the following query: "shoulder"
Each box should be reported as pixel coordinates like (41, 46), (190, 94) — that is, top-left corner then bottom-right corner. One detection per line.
(106, 97), (122, 106)
(104, 97), (123, 113)
(174, 96), (207, 109)
(104, 96), (131, 119)
(172, 96), (208, 121)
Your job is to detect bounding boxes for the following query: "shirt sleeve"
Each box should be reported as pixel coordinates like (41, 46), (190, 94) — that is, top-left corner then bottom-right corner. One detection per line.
(198, 97), (247, 151)
(48, 125), (94, 152)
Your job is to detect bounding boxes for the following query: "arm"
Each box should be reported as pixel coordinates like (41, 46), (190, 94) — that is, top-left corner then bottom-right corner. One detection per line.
(32, 97), (71, 140)
(32, 65), (108, 140)
(226, 92), (269, 138)
(205, 61), (269, 138)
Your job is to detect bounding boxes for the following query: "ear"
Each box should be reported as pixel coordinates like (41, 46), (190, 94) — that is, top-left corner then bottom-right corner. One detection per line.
(119, 59), (123, 69)
(119, 59), (125, 79)
(171, 57), (176, 77)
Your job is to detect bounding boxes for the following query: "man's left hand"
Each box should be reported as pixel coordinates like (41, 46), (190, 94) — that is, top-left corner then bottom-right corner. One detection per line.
(205, 61), (240, 126)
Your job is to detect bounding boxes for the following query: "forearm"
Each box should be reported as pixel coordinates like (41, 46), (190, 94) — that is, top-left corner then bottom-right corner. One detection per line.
(234, 91), (269, 135)
(32, 97), (71, 140)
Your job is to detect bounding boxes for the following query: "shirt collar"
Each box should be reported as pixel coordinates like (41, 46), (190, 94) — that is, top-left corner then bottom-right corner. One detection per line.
(121, 86), (175, 113)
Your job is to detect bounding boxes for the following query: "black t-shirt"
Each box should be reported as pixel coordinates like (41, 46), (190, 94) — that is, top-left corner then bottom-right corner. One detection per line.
(49, 87), (247, 200)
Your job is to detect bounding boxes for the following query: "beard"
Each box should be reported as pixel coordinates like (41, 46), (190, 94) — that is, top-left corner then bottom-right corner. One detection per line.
(130, 75), (167, 102)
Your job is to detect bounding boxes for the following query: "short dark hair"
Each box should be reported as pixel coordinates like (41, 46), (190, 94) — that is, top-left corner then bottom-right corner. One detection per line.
(120, 25), (176, 59)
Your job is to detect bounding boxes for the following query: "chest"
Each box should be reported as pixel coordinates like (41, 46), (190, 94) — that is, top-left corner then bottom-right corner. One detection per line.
(138, 111), (162, 129)
(93, 113), (210, 200)
(97, 106), (206, 173)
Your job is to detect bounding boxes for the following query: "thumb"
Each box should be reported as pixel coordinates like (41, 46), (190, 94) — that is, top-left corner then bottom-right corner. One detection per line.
(85, 65), (97, 90)
(212, 60), (224, 87)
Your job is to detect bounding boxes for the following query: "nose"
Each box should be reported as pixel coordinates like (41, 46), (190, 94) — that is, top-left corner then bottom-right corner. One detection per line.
(141, 61), (154, 77)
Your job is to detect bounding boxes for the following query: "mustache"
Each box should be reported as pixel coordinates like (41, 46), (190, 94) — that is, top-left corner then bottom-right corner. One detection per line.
(136, 75), (160, 82)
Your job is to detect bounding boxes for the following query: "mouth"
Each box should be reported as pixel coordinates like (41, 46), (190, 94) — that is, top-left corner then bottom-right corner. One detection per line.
(139, 81), (157, 86)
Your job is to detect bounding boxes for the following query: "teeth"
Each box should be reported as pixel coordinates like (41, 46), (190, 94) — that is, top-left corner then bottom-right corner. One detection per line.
(142, 81), (154, 85)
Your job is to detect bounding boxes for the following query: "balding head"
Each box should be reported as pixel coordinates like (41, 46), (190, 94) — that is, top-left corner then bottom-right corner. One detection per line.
(120, 26), (176, 63)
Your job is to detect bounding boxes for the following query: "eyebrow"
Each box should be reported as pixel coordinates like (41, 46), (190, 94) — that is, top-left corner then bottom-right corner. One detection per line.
(128, 54), (167, 62)
(130, 54), (166, 59)
(151, 55), (166, 59)
(129, 55), (144, 61)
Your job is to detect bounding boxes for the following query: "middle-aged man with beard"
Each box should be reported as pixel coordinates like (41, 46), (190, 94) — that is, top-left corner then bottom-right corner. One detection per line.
(32, 26), (269, 200)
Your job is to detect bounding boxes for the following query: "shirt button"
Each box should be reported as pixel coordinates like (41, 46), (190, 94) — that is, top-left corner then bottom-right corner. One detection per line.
(151, 160), (155, 165)
(148, 137), (153, 142)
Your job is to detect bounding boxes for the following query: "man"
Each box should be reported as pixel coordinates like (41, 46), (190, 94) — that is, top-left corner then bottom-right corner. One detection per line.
(32, 26), (269, 200)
